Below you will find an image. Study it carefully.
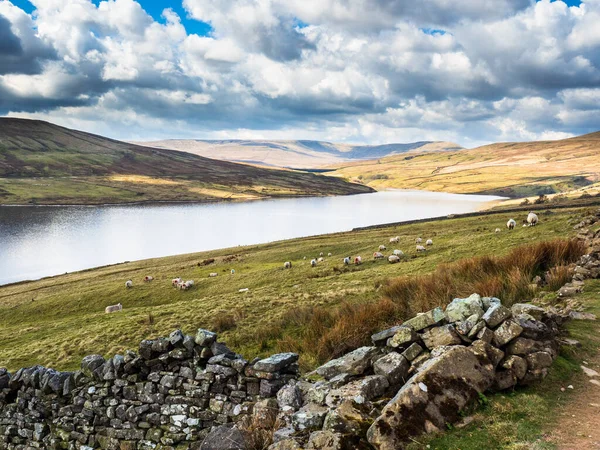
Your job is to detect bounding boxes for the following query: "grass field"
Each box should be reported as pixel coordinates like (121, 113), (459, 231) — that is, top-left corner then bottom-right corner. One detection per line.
(0, 205), (591, 373)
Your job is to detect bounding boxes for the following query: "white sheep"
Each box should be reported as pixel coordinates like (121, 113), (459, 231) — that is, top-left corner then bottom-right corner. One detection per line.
(393, 249), (404, 257)
(181, 280), (194, 290)
(522, 224), (528, 228)
(319, 252), (324, 257)
(495, 228), (501, 233)
(303, 256), (306, 260)
(327, 252), (332, 257)
(416, 237), (423, 244)
(343, 257), (351, 265)
(318, 257), (324, 262)
(507, 219), (516, 230)
(105, 303), (122, 314)
(231, 269), (235, 275)
(354, 256), (362, 265)
(172, 277), (182, 287)
(239, 288), (249, 293)
(143, 276), (153, 282)
(311, 259), (317, 267)
(426, 239), (433, 246)
(379, 245), (387, 251)
(527, 212), (539, 226)
(416, 245), (427, 252)
(209, 272), (218, 277)
(284, 261), (292, 269)
(373, 252), (385, 260)
(389, 236), (400, 243)
(125, 280), (133, 289)
(388, 255), (400, 264)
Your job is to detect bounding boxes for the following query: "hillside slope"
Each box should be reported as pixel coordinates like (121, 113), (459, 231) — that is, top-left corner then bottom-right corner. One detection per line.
(133, 138), (462, 169)
(331, 132), (600, 198)
(0, 119), (373, 204)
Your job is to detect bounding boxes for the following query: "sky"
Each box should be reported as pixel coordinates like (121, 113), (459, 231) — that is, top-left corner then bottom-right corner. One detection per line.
(0, 0), (599, 148)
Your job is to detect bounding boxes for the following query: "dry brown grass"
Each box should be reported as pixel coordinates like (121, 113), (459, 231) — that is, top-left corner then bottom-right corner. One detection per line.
(252, 239), (585, 367)
(545, 265), (575, 291)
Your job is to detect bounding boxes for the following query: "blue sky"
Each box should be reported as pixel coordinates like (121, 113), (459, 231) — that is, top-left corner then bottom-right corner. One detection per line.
(1, 0), (599, 146)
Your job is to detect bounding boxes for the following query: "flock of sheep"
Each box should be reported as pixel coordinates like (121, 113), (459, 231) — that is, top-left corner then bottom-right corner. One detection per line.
(106, 211), (541, 313)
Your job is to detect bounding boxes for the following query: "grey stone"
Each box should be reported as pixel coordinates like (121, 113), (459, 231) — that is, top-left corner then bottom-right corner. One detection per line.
(511, 303), (545, 321)
(402, 343), (424, 361)
(373, 352), (410, 385)
(505, 337), (542, 356)
(477, 327), (494, 344)
(292, 404), (329, 431)
(254, 353), (299, 372)
(195, 329), (217, 346)
(200, 424), (247, 450)
(277, 384), (303, 410)
(482, 304), (512, 328)
(525, 352), (553, 370)
(493, 320), (523, 347)
(501, 355), (528, 380)
(371, 326), (403, 345)
(306, 430), (345, 450)
(315, 346), (379, 380)
(387, 326), (418, 348)
(81, 355), (105, 378)
(403, 307), (445, 331)
(456, 314), (481, 336)
(470, 340), (504, 367)
(326, 375), (389, 407)
(445, 294), (484, 323)
(421, 324), (462, 349)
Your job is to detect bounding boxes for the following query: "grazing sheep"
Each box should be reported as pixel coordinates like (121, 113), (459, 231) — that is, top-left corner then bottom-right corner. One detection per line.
(389, 236), (400, 244)
(495, 228), (501, 233)
(172, 277), (182, 287)
(327, 252), (332, 257)
(379, 245), (387, 251)
(507, 219), (516, 230)
(143, 276), (153, 282)
(284, 261), (292, 269)
(231, 269), (235, 275)
(388, 255), (400, 264)
(239, 288), (249, 293)
(209, 272), (218, 277)
(105, 303), (122, 314)
(343, 257), (351, 265)
(416, 237), (423, 244)
(354, 256), (362, 265)
(393, 249), (404, 256)
(426, 239), (433, 246)
(303, 256), (306, 260)
(125, 280), (133, 288)
(311, 259), (317, 267)
(319, 252), (324, 257)
(416, 245), (427, 252)
(373, 252), (385, 260)
(181, 280), (194, 290)
(527, 212), (539, 226)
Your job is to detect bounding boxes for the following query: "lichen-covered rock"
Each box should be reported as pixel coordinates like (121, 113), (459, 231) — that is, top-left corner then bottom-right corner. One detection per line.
(200, 424), (247, 450)
(373, 352), (410, 386)
(292, 404), (329, 431)
(481, 304), (512, 328)
(367, 346), (495, 450)
(470, 340), (504, 368)
(323, 400), (372, 435)
(402, 343), (423, 361)
(268, 439), (303, 450)
(525, 351), (553, 370)
(493, 320), (523, 347)
(402, 307), (445, 331)
(80, 354), (105, 379)
(505, 337), (543, 356)
(195, 328), (217, 346)
(445, 294), (484, 323)
(326, 375), (389, 407)
(254, 353), (299, 372)
(277, 383), (303, 410)
(371, 326), (403, 345)
(386, 327), (418, 348)
(421, 324), (462, 349)
(511, 303), (545, 321)
(514, 315), (553, 340)
(501, 355), (528, 380)
(315, 347), (380, 380)
(306, 430), (345, 450)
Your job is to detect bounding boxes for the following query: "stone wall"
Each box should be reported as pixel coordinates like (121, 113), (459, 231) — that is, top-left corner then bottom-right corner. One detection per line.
(0, 328), (299, 449)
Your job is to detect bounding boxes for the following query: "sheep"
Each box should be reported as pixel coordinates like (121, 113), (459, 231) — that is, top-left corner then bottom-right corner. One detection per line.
(318, 257), (324, 263)
(105, 303), (122, 314)
(354, 256), (362, 265)
(527, 212), (539, 226)
(388, 255), (400, 264)
(239, 288), (249, 293)
(209, 272), (218, 277)
(426, 239), (433, 246)
(389, 236), (400, 243)
(393, 249), (404, 256)
(125, 280), (133, 288)
(495, 228), (501, 233)
(416, 245), (427, 252)
(311, 259), (317, 267)
(522, 224), (528, 228)
(416, 237), (423, 244)
(319, 252), (324, 257)
(284, 261), (292, 269)
(327, 252), (332, 257)
(231, 269), (235, 275)
(379, 245), (387, 251)
(507, 219), (516, 230)
(343, 257), (351, 265)
(373, 252), (385, 260)
(181, 280), (194, 290)
(172, 277), (182, 287)
(143, 276), (153, 282)
(303, 256), (306, 260)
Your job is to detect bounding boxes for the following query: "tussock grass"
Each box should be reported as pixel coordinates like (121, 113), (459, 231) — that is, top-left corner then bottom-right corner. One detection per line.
(252, 239), (584, 367)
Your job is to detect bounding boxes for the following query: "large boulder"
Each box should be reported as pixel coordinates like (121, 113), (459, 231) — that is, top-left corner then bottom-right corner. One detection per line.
(367, 346), (495, 450)
(200, 424), (247, 450)
(315, 347), (380, 380)
(481, 304), (512, 328)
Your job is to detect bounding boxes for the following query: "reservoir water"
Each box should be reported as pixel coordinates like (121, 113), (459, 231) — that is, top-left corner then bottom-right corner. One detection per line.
(0, 190), (502, 285)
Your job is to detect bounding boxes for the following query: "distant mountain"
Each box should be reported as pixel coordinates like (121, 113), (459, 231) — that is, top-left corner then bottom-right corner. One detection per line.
(133, 138), (463, 169)
(0, 118), (373, 205)
(331, 131), (600, 198)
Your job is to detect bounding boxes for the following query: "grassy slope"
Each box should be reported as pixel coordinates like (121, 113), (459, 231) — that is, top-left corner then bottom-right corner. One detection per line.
(0, 206), (588, 372)
(331, 132), (600, 198)
(0, 118), (372, 204)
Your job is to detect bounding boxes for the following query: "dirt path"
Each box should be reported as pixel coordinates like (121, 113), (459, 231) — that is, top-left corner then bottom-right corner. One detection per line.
(547, 353), (600, 449)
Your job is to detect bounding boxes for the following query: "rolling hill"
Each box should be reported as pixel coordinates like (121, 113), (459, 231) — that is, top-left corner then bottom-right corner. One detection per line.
(133, 138), (462, 169)
(0, 118), (373, 205)
(330, 131), (600, 198)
